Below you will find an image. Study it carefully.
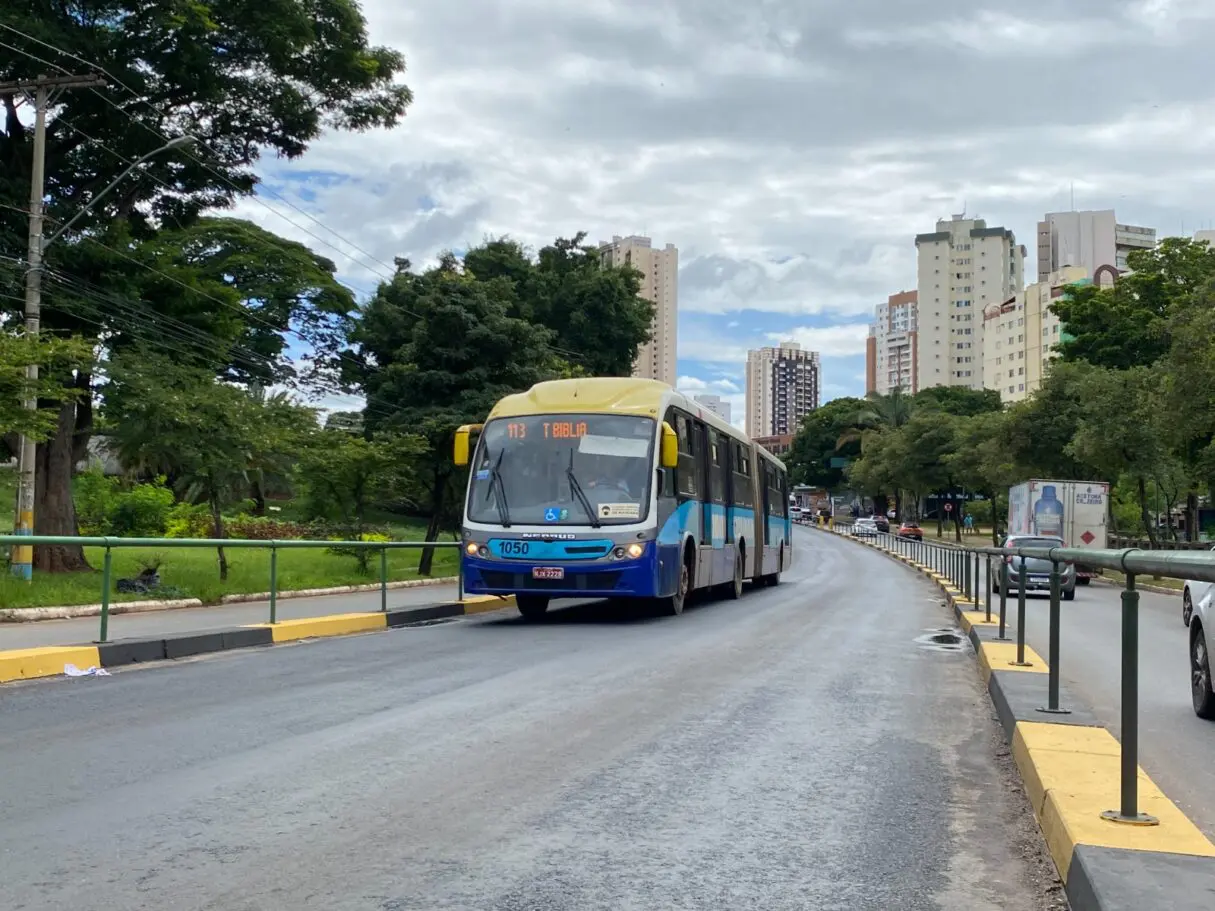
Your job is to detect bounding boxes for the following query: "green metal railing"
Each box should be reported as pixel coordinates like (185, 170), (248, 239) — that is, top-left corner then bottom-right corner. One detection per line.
(1, 534), (463, 642)
(830, 522), (1215, 828)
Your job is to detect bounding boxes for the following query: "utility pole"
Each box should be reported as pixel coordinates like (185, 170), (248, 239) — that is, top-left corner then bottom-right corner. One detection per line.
(0, 73), (105, 579)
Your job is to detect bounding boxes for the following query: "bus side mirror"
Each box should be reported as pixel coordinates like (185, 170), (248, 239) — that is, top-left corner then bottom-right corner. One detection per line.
(660, 422), (679, 469)
(454, 424), (482, 466)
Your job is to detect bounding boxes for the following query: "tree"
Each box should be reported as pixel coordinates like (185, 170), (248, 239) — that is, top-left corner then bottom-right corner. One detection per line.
(1052, 237), (1215, 369)
(837, 389), (914, 448)
(913, 385), (1002, 417)
(296, 431), (423, 570)
(1065, 364), (1170, 547)
(785, 397), (865, 488)
(0, 331), (92, 444)
(1002, 363), (1098, 481)
(347, 258), (568, 574)
(463, 233), (652, 376)
(2, 3), (407, 569)
(104, 351), (316, 579)
(945, 411), (1018, 544)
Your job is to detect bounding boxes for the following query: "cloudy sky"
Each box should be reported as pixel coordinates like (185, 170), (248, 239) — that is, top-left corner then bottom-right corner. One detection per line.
(231, 0), (1215, 424)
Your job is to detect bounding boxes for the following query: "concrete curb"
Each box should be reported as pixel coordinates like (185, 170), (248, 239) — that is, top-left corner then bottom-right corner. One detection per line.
(0, 594), (517, 684)
(1089, 575), (1180, 597)
(819, 528), (1215, 910)
(0, 575), (459, 623)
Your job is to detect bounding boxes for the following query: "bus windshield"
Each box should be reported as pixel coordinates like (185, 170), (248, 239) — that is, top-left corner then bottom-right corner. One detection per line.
(466, 414), (656, 526)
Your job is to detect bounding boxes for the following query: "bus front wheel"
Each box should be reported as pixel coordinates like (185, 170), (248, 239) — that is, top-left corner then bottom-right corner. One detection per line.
(657, 554), (691, 616)
(516, 594), (550, 620)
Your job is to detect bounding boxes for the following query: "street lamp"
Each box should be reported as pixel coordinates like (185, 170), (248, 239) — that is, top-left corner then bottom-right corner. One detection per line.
(10, 132), (197, 579)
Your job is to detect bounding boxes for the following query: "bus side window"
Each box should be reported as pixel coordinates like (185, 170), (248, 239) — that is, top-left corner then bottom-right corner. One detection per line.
(673, 411), (697, 499)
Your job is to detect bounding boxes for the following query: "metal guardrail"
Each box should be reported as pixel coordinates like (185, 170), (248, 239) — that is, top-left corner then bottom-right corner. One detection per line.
(831, 524), (1212, 828)
(0, 534), (462, 642)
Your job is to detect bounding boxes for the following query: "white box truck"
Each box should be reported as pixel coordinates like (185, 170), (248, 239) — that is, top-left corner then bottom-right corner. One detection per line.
(1007, 480), (1109, 583)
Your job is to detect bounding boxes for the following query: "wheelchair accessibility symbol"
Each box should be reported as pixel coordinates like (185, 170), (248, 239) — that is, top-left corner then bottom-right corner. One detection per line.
(544, 508), (560, 522)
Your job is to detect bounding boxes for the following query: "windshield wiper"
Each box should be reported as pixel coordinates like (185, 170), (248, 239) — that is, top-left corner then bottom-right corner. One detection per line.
(566, 451), (601, 528)
(483, 448), (511, 527)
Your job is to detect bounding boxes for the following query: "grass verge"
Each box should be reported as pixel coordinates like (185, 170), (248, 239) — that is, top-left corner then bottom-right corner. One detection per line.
(0, 537), (459, 610)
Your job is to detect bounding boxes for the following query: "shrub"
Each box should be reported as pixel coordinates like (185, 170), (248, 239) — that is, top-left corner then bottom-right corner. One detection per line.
(225, 516), (313, 540)
(108, 480), (175, 537)
(75, 468), (119, 536)
(165, 502), (213, 539)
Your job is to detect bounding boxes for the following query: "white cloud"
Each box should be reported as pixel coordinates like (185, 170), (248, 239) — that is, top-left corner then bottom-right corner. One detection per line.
(770, 324), (872, 359)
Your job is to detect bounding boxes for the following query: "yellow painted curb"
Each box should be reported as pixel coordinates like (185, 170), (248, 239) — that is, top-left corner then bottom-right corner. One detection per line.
(976, 639), (1047, 681)
(958, 610), (999, 634)
(1012, 721), (1215, 879)
(459, 594), (517, 615)
(252, 612), (388, 643)
(0, 645), (102, 683)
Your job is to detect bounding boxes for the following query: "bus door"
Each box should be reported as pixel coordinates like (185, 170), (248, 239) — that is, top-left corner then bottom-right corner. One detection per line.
(695, 419), (712, 545)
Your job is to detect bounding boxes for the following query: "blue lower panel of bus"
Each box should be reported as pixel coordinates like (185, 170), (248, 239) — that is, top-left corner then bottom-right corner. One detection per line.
(462, 548), (662, 600)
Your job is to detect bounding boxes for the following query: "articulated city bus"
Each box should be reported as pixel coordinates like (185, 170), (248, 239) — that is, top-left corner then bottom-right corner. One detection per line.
(453, 377), (791, 619)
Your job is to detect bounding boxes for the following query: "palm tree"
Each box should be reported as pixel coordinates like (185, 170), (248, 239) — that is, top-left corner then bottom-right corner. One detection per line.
(836, 389), (916, 519)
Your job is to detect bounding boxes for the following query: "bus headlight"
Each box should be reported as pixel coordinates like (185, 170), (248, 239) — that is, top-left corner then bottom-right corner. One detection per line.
(626, 543), (644, 558)
(613, 547), (626, 559)
(465, 542), (479, 556)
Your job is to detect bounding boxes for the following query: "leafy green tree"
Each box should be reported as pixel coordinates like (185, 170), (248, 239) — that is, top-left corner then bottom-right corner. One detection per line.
(913, 385), (1002, 417)
(347, 258), (567, 574)
(1002, 363), (1098, 481)
(1, 2), (407, 568)
(837, 389), (914, 448)
(0, 331), (92, 443)
(104, 352), (317, 578)
(945, 411), (1018, 543)
(1052, 237), (1215, 369)
(1065, 364), (1170, 547)
(296, 431), (423, 569)
(785, 396), (865, 488)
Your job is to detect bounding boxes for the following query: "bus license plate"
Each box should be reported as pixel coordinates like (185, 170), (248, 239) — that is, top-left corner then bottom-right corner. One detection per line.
(532, 566), (564, 580)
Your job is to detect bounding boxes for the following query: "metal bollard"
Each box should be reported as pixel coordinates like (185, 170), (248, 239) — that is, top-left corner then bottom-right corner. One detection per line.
(1038, 560), (1069, 714)
(1011, 558), (1032, 666)
(972, 550), (980, 608)
(997, 558), (1010, 640)
(380, 547), (388, 612)
(964, 548), (972, 601)
(985, 553), (992, 622)
(1103, 573), (1158, 825)
(97, 547), (113, 643)
(269, 546), (278, 624)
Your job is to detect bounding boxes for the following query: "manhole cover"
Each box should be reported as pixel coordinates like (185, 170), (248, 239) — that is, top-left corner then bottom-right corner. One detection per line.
(914, 628), (966, 651)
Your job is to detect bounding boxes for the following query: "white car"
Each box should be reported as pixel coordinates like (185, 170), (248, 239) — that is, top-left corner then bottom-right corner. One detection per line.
(852, 517), (878, 537)
(1182, 544), (1215, 628)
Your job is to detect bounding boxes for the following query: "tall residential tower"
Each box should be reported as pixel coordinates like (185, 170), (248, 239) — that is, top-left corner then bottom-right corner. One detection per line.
(745, 342), (820, 438)
(914, 215), (1025, 391)
(598, 234), (678, 385)
(866, 290), (918, 395)
(1036, 210), (1155, 284)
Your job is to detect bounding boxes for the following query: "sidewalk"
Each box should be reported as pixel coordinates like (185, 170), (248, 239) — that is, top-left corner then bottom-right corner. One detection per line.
(0, 583), (462, 650)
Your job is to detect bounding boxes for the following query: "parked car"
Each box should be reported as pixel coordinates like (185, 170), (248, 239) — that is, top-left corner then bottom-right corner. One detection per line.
(790, 506), (807, 524)
(990, 535), (1075, 600)
(873, 515), (890, 533)
(1180, 544), (1215, 627)
(852, 517), (878, 537)
(1188, 585), (1215, 719)
(897, 522), (923, 540)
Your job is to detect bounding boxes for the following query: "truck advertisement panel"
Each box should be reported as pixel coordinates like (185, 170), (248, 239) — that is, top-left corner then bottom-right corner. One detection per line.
(1007, 480), (1109, 578)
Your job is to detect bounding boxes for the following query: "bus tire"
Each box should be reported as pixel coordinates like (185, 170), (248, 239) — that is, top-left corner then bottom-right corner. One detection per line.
(656, 547), (692, 616)
(516, 594), (550, 620)
(727, 547), (744, 599)
(763, 544), (784, 587)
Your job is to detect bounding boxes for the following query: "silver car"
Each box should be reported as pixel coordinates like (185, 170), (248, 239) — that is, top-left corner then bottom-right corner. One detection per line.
(991, 535), (1076, 600)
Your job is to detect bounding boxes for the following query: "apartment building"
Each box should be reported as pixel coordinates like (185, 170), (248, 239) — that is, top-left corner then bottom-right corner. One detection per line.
(865, 290), (918, 395)
(597, 234), (678, 385)
(693, 393), (732, 424)
(745, 342), (821, 438)
(915, 215), (1026, 392)
(1036, 210), (1155, 283)
(981, 266), (1088, 403)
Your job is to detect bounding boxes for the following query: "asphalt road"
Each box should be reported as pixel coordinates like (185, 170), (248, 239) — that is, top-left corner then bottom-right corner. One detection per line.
(876, 531), (1215, 838)
(0, 582), (463, 650)
(0, 528), (1065, 911)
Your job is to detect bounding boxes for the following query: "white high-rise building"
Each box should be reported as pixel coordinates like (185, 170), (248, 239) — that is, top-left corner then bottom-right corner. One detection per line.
(745, 342), (820, 438)
(693, 394), (732, 424)
(915, 215), (1026, 391)
(1036, 210), (1155, 283)
(866, 290), (918, 395)
(981, 266), (1088, 404)
(597, 235), (678, 385)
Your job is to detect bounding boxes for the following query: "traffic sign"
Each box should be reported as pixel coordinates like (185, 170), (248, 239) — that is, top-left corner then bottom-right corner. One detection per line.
(944, 503), (953, 513)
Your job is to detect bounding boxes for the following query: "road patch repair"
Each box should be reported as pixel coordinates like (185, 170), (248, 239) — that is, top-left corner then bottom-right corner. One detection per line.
(830, 528), (1215, 911)
(0, 595), (516, 684)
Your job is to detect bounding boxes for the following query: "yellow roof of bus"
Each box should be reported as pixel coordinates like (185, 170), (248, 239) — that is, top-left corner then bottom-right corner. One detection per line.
(486, 377), (669, 420)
